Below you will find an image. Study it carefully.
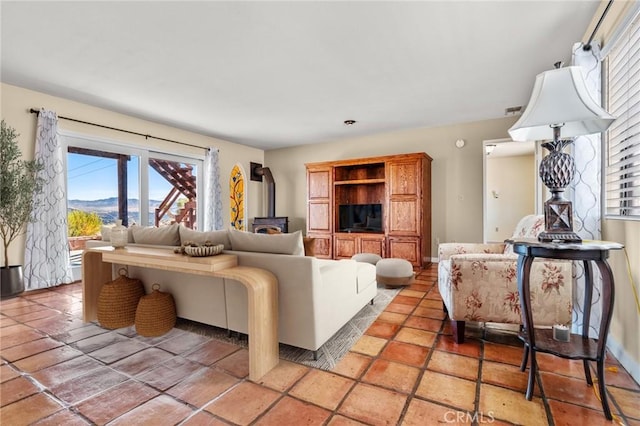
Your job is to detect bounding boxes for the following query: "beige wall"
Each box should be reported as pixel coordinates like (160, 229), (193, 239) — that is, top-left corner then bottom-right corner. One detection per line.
(0, 83), (264, 267)
(485, 154), (535, 242)
(264, 116), (520, 258)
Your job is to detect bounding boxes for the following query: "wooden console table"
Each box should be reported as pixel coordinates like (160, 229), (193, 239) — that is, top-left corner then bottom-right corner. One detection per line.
(508, 238), (624, 420)
(82, 246), (279, 381)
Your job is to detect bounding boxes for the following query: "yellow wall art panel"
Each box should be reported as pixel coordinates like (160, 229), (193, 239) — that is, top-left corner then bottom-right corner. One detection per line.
(229, 164), (246, 230)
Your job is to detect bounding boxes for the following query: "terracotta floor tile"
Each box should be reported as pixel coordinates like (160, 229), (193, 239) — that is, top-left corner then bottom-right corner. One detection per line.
(1, 304), (48, 317)
(88, 338), (149, 364)
(205, 381), (280, 425)
(404, 316), (443, 332)
(539, 371), (603, 410)
(535, 352), (588, 380)
(31, 355), (102, 388)
(385, 302), (415, 315)
(326, 414), (369, 425)
(108, 394), (193, 425)
(257, 360), (309, 392)
(365, 320), (400, 339)
(483, 341), (526, 366)
(362, 359), (420, 394)
(399, 289), (425, 299)
(394, 327), (436, 348)
(607, 386), (640, 419)
(479, 383), (547, 426)
(338, 382), (407, 425)
(12, 307), (61, 323)
(51, 367), (128, 405)
(0, 326), (45, 349)
(380, 341), (429, 367)
(0, 393), (62, 425)
(435, 335), (481, 358)
(26, 315), (86, 336)
(53, 323), (109, 344)
(75, 379), (160, 425)
(418, 299), (443, 310)
(351, 335), (388, 356)
(290, 369), (355, 410)
(214, 348), (249, 378)
(184, 339), (241, 366)
(415, 370), (476, 411)
(547, 399), (616, 426)
(137, 357), (206, 390)
(133, 327), (186, 346)
(30, 408), (89, 425)
(166, 367), (239, 407)
(13, 345), (84, 373)
(255, 395), (331, 426)
(110, 347), (174, 376)
(157, 330), (211, 354)
(402, 398), (472, 425)
(0, 376), (40, 407)
(182, 411), (230, 425)
(482, 360), (540, 395)
(0, 337), (63, 362)
(604, 365), (640, 391)
(377, 311), (408, 325)
(0, 316), (18, 327)
(331, 352), (372, 379)
(0, 364), (20, 383)
(392, 295), (422, 307)
(72, 331), (129, 353)
(428, 350), (480, 381)
(412, 306), (446, 320)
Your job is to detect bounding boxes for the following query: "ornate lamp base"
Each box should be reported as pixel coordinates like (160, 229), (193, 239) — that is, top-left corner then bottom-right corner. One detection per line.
(538, 198), (581, 243)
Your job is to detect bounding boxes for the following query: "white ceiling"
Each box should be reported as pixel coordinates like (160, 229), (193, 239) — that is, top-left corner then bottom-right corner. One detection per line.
(1, 1), (600, 150)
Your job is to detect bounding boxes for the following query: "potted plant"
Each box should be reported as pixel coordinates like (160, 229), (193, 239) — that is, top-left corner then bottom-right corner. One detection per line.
(0, 120), (44, 298)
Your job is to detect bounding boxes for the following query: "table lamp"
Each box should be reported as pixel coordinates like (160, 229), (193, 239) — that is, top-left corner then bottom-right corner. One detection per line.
(508, 62), (615, 243)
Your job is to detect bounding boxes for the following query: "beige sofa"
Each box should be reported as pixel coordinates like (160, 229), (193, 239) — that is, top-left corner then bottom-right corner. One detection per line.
(87, 225), (377, 355)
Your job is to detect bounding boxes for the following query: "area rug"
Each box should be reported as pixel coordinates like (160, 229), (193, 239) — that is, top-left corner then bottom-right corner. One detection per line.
(175, 284), (401, 370)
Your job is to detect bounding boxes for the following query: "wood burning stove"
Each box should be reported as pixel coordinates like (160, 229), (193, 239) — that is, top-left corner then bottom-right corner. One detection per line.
(250, 163), (288, 233)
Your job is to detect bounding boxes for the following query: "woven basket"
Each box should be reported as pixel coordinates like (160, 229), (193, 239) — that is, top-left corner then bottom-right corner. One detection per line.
(97, 268), (145, 329)
(135, 283), (176, 337)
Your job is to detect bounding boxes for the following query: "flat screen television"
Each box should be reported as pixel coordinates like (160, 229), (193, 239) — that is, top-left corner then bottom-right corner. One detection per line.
(338, 204), (383, 233)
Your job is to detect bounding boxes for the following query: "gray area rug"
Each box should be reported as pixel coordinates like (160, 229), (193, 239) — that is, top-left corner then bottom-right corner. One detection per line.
(175, 284), (401, 370)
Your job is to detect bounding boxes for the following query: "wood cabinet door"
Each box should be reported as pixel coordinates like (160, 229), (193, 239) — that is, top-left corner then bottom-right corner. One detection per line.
(308, 234), (332, 259)
(334, 234), (358, 259)
(388, 159), (420, 196)
(360, 235), (386, 257)
(308, 201), (331, 233)
(308, 169), (331, 199)
(388, 199), (419, 235)
(388, 237), (421, 266)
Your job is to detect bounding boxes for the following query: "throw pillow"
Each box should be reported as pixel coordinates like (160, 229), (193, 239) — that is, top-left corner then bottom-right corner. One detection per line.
(101, 224), (135, 243)
(228, 228), (304, 256)
(179, 226), (231, 249)
(131, 223), (181, 246)
(303, 237), (316, 257)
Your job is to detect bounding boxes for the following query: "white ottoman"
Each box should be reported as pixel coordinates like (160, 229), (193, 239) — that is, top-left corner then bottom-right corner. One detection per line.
(351, 253), (382, 265)
(376, 258), (415, 288)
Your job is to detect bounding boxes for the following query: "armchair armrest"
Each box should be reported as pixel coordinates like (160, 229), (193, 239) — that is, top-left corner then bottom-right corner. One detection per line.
(438, 243), (505, 262)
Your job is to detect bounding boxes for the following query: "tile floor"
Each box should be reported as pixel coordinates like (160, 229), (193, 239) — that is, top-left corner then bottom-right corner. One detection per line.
(1, 266), (639, 425)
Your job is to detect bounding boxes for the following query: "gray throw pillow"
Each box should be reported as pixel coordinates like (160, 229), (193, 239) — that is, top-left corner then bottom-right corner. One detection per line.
(228, 228), (304, 256)
(179, 226), (231, 249)
(131, 224), (181, 246)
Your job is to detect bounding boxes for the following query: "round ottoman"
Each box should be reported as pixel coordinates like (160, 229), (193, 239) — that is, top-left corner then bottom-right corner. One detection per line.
(351, 253), (382, 265)
(376, 258), (414, 288)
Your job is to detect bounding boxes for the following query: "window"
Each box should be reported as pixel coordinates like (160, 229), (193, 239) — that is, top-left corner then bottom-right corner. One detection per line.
(605, 11), (640, 218)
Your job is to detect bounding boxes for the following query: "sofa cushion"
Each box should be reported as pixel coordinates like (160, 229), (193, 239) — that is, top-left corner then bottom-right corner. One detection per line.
(179, 226), (231, 249)
(228, 228), (304, 256)
(131, 224), (181, 246)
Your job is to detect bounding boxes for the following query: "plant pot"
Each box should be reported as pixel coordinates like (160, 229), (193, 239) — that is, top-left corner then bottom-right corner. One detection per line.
(1, 265), (24, 299)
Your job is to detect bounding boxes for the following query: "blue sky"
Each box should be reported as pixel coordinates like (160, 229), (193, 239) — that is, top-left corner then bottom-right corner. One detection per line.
(67, 153), (175, 201)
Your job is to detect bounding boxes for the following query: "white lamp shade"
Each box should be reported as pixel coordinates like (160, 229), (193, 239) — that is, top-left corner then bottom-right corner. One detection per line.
(508, 66), (615, 141)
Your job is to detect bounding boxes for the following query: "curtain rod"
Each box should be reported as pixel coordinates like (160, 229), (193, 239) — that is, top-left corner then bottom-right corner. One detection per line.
(583, 0), (614, 51)
(29, 108), (210, 151)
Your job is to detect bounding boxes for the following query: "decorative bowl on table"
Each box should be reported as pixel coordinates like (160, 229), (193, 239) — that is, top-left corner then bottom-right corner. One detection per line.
(183, 244), (224, 257)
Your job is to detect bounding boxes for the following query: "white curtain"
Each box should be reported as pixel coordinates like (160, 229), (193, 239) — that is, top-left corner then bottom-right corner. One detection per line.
(24, 109), (73, 289)
(569, 42), (603, 337)
(203, 148), (223, 231)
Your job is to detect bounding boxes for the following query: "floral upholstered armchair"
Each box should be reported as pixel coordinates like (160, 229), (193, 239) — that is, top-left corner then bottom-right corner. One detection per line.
(438, 215), (573, 343)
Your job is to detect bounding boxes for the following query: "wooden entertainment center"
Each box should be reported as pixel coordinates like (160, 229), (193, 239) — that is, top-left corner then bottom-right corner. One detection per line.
(306, 152), (432, 267)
